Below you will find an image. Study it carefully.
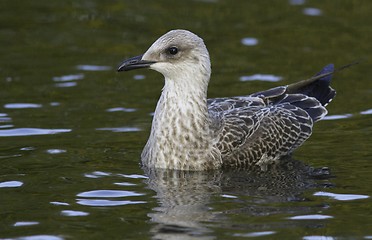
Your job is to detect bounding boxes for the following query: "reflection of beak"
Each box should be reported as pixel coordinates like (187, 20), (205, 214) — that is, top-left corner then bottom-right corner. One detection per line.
(117, 54), (156, 72)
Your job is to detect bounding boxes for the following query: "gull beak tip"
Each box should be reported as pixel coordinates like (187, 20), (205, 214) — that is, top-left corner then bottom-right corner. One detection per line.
(117, 54), (155, 72)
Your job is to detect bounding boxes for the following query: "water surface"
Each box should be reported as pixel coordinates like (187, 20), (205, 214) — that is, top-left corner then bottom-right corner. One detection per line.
(1, 1), (372, 239)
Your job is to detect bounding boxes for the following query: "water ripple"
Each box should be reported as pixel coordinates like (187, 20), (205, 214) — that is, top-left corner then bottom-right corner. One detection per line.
(289, 0), (305, 5)
(234, 231), (276, 237)
(314, 191), (369, 201)
(323, 114), (353, 120)
(55, 82), (78, 88)
(0, 124), (13, 128)
(13, 235), (64, 240)
(53, 74), (84, 82)
(117, 174), (148, 179)
(0, 181), (23, 188)
(4, 103), (42, 109)
(76, 65), (111, 71)
(21, 147), (36, 151)
(84, 171), (112, 178)
(134, 74), (145, 80)
(91, 171), (111, 176)
(0, 154), (22, 159)
(50, 102), (60, 106)
(288, 214), (333, 220)
(303, 7), (322, 16)
(76, 199), (146, 207)
(303, 236), (335, 240)
(221, 194), (238, 199)
(241, 37), (259, 46)
(106, 107), (137, 113)
(0, 128), (71, 137)
(46, 149), (67, 154)
(114, 182), (136, 186)
(360, 108), (372, 115)
(240, 74), (282, 82)
(61, 210), (89, 217)
(96, 127), (141, 132)
(0, 113), (12, 123)
(77, 190), (143, 198)
(14, 221), (39, 227)
(50, 201), (70, 206)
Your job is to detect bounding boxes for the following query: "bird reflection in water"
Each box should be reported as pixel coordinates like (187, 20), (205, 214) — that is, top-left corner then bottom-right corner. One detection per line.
(144, 158), (332, 239)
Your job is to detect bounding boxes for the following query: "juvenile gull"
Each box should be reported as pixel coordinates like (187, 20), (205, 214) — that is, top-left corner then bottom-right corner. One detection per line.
(117, 29), (336, 171)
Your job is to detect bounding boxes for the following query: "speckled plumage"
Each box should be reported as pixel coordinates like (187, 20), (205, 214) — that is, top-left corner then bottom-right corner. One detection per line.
(118, 29), (336, 171)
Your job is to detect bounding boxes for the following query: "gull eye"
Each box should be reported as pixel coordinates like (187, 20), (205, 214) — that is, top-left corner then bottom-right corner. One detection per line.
(167, 47), (178, 55)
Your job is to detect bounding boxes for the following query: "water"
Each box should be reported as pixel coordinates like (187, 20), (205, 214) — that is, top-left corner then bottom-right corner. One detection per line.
(1, 0), (372, 239)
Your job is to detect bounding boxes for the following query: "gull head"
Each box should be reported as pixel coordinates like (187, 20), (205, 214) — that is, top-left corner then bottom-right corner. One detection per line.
(118, 30), (211, 82)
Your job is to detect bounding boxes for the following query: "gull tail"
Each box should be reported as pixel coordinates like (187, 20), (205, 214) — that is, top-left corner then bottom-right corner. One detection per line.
(274, 64), (336, 122)
(286, 64), (336, 107)
(285, 61), (359, 107)
(251, 62), (357, 122)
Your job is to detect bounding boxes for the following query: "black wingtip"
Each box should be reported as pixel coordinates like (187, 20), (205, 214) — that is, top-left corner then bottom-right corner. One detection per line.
(315, 64), (334, 84)
(308, 64), (336, 106)
(285, 64), (337, 107)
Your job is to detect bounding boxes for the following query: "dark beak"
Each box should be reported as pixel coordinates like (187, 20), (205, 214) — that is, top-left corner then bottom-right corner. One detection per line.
(117, 55), (156, 72)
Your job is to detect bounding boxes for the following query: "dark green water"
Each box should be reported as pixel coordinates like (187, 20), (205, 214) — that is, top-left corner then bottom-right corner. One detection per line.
(1, 1), (372, 239)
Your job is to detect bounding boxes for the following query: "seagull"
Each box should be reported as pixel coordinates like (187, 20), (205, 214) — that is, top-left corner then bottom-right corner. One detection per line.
(117, 29), (336, 171)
